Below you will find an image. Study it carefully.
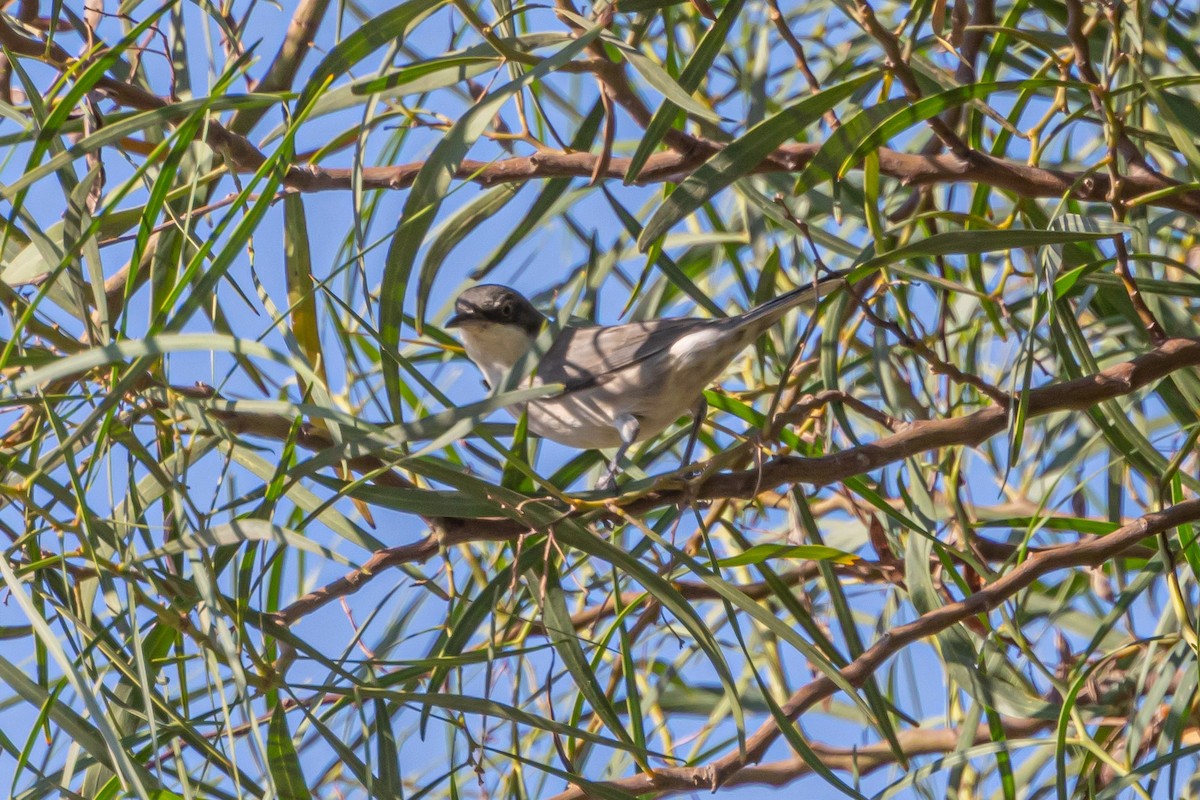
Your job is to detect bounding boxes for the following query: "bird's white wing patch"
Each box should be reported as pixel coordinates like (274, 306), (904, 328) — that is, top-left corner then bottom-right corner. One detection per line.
(667, 325), (735, 369)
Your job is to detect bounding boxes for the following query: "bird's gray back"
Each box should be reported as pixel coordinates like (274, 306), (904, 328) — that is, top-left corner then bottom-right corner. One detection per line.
(535, 318), (712, 392)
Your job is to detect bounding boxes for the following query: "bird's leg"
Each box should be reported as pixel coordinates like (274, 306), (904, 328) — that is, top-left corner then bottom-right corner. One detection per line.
(681, 396), (707, 473)
(598, 413), (640, 491)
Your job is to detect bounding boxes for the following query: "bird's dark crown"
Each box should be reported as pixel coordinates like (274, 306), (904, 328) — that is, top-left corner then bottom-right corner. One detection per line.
(446, 284), (545, 337)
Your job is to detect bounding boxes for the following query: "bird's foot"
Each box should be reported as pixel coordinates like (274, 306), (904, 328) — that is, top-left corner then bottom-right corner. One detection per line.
(596, 470), (620, 493)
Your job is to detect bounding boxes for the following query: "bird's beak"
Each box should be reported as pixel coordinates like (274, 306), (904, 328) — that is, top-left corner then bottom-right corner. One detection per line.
(446, 301), (485, 329)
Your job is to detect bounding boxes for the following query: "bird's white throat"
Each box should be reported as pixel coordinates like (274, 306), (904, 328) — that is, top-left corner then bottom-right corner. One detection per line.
(458, 322), (537, 389)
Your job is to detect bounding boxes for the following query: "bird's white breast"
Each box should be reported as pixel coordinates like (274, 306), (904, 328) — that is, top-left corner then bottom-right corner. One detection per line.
(458, 322), (536, 390)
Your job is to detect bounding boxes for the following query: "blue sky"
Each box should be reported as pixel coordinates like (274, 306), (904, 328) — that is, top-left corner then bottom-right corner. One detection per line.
(2, 0), (1198, 797)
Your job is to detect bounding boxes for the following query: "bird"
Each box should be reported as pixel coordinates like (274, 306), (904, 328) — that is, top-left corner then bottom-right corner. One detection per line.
(445, 274), (846, 488)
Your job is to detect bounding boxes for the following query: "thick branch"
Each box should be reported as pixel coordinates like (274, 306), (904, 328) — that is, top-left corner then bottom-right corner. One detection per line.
(279, 145), (1200, 219)
(3, 16), (1199, 219)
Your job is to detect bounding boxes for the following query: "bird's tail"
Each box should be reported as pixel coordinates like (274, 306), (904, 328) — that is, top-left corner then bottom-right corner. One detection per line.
(733, 270), (850, 330)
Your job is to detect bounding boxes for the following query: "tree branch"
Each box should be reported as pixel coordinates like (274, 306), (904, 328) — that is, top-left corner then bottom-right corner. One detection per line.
(508, 530), (1154, 639)
(614, 336), (1200, 513)
(230, 0), (332, 134)
(144, 337), (1200, 627)
(151, 337), (1200, 548)
(715, 716), (1052, 789)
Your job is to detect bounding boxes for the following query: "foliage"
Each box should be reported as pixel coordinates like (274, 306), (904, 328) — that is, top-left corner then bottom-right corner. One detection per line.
(2, 0), (1200, 797)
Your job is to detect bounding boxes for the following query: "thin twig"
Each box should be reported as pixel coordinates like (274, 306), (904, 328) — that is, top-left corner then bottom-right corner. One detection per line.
(784, 206), (1011, 406)
(1063, 0), (1152, 177)
(765, 0), (838, 128)
(854, 0), (971, 159)
(1112, 234), (1167, 344)
(776, 389), (901, 431)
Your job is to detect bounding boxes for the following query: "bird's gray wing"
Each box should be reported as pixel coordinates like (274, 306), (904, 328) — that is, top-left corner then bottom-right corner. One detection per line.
(537, 318), (710, 394)
(532, 275), (847, 398)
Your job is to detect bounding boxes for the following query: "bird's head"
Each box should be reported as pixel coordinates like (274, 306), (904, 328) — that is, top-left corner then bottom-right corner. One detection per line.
(446, 285), (545, 336)
(446, 285), (547, 383)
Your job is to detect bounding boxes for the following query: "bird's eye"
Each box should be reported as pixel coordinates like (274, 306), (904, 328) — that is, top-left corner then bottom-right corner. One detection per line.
(501, 301), (514, 318)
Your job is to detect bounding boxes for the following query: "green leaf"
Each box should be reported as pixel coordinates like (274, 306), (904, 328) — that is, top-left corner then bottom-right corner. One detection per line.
(137, 519), (352, 564)
(294, 0), (446, 114)
(267, 706), (309, 800)
(372, 698), (403, 796)
(535, 559), (640, 755)
(2, 334), (326, 398)
(792, 96), (912, 197)
(1137, 68), (1200, 182)
(851, 228), (1116, 276)
(716, 543), (858, 567)
(608, 41), (722, 123)
(839, 79), (1082, 178)
(352, 55), (501, 95)
(638, 71), (879, 250)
